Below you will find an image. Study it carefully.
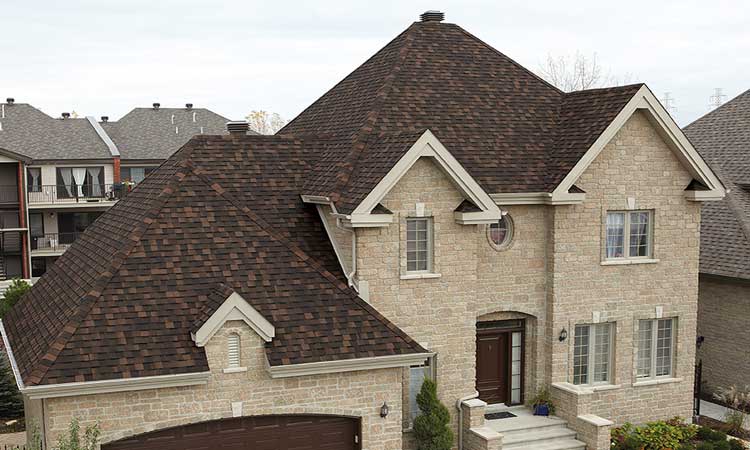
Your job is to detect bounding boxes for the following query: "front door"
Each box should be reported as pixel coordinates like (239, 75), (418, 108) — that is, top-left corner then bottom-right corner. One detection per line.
(476, 320), (525, 405)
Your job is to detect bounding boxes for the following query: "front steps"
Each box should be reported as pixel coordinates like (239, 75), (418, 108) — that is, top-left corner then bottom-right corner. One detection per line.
(484, 406), (586, 450)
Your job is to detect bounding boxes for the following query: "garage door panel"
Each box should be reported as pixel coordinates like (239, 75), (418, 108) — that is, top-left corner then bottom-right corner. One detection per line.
(103, 415), (359, 450)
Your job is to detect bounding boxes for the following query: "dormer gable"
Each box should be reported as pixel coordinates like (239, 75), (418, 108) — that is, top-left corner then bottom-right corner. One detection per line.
(192, 291), (275, 347)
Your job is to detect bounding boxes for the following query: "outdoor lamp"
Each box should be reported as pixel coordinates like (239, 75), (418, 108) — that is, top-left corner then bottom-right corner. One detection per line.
(559, 327), (568, 342)
(380, 402), (389, 418)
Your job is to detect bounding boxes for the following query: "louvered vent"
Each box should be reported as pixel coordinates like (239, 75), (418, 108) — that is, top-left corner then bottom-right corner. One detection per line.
(227, 333), (241, 368)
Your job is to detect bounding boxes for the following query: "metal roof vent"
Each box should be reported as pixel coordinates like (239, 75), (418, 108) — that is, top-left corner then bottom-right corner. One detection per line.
(101, 116), (109, 123)
(226, 121), (249, 134)
(6, 98), (14, 105)
(420, 10), (444, 22)
(185, 103), (193, 110)
(152, 102), (161, 110)
(61, 112), (71, 119)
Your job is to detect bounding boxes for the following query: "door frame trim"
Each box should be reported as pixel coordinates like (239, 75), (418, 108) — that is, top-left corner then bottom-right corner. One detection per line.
(476, 319), (526, 405)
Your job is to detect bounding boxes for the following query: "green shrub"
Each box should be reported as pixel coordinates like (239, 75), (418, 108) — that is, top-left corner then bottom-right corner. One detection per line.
(714, 441), (732, 450)
(679, 443), (697, 450)
(0, 278), (31, 318)
(728, 439), (746, 450)
(697, 443), (716, 450)
(612, 417), (698, 450)
(0, 353), (23, 418)
(56, 418), (100, 450)
(412, 379), (452, 450)
(698, 426), (728, 442)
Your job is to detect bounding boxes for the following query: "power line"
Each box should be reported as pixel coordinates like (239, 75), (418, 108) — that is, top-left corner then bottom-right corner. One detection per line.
(661, 92), (677, 114)
(709, 88), (727, 109)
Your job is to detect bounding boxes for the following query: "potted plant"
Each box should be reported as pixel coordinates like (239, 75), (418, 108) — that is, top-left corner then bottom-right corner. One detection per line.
(530, 387), (555, 416)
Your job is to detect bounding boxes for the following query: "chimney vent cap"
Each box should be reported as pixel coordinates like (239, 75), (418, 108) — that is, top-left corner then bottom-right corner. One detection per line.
(420, 10), (444, 22)
(226, 121), (249, 134)
(5, 98), (14, 105)
(152, 102), (161, 110)
(101, 116), (109, 122)
(185, 103), (193, 109)
(61, 112), (71, 119)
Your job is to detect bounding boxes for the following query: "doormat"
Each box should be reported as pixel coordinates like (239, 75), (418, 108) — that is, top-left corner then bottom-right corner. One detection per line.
(484, 411), (516, 420)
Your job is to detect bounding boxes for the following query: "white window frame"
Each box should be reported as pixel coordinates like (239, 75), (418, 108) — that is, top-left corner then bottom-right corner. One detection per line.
(573, 323), (614, 386)
(605, 210), (654, 260)
(406, 217), (434, 274)
(636, 318), (676, 380)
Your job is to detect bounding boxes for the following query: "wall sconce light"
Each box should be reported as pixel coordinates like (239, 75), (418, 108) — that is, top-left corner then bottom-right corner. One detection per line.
(380, 402), (389, 418)
(696, 335), (705, 349)
(559, 328), (568, 342)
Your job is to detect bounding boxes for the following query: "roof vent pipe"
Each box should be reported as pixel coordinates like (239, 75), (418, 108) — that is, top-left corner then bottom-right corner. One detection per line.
(101, 116), (109, 123)
(226, 121), (249, 134)
(6, 98), (14, 105)
(61, 112), (71, 119)
(185, 103), (193, 109)
(153, 102), (160, 110)
(420, 10), (445, 22)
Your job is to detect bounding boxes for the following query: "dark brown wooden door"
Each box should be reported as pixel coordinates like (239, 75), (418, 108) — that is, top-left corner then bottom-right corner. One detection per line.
(103, 415), (359, 450)
(476, 330), (509, 404)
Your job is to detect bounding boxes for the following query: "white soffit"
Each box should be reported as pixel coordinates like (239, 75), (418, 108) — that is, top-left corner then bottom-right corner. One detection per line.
(192, 291), (275, 346)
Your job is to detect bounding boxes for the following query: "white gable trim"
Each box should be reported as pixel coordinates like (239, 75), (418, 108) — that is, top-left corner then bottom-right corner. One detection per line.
(552, 85), (725, 203)
(192, 292), (275, 346)
(350, 130), (502, 226)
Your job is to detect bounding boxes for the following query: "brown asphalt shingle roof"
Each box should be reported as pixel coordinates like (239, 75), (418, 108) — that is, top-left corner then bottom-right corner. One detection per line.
(282, 20), (643, 214)
(4, 135), (425, 386)
(684, 89), (750, 280)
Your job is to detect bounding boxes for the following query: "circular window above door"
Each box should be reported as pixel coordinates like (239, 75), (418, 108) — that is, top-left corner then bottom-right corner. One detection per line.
(487, 215), (514, 250)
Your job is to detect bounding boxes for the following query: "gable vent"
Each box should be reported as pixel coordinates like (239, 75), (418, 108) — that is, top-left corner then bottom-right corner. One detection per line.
(227, 333), (241, 368)
(420, 10), (444, 22)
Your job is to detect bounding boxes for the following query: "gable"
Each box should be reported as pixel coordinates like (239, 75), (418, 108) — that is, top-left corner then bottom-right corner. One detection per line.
(192, 292), (275, 346)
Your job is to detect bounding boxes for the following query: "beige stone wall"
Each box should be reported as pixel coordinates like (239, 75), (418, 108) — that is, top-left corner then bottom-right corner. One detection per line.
(549, 111), (700, 424)
(697, 275), (750, 395)
(40, 321), (404, 449)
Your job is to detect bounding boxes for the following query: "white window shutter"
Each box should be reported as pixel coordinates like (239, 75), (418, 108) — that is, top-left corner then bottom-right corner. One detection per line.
(227, 333), (241, 368)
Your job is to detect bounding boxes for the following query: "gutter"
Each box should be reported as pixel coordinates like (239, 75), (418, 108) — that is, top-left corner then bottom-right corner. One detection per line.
(0, 319), (25, 391)
(267, 352), (434, 379)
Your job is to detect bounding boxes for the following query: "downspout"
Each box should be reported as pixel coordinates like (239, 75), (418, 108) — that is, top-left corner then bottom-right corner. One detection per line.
(456, 391), (479, 450)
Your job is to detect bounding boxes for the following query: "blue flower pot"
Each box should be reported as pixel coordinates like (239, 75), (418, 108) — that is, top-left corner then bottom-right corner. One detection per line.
(533, 404), (550, 416)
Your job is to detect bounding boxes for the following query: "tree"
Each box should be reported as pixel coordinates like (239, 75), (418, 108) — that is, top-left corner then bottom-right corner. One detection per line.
(412, 378), (453, 450)
(0, 354), (22, 418)
(538, 52), (634, 92)
(0, 278), (31, 318)
(245, 110), (287, 135)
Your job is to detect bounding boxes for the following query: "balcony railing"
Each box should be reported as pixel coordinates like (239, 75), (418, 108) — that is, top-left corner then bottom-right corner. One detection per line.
(0, 186), (19, 204)
(31, 232), (80, 253)
(28, 184), (126, 205)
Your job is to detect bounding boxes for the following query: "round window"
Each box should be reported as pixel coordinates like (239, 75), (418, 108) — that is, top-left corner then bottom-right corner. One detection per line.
(487, 215), (513, 250)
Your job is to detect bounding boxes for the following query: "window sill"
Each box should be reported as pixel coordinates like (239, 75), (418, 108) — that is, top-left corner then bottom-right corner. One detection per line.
(601, 258), (659, 266)
(400, 273), (442, 280)
(223, 367), (248, 374)
(632, 377), (682, 387)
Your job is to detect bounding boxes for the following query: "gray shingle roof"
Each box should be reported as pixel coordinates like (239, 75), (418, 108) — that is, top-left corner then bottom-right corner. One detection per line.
(684, 89), (750, 280)
(102, 107), (235, 161)
(0, 104), (111, 160)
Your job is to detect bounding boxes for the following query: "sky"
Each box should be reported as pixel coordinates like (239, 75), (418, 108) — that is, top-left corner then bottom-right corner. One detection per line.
(2, 0), (749, 127)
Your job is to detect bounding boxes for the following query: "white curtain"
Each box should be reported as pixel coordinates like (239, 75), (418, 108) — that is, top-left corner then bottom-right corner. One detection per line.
(59, 168), (73, 197)
(87, 167), (102, 197)
(72, 168), (86, 198)
(605, 213), (625, 258)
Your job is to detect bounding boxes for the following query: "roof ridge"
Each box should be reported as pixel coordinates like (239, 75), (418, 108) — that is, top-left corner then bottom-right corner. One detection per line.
(186, 162), (426, 355)
(327, 24), (418, 203)
(25, 156), (194, 385)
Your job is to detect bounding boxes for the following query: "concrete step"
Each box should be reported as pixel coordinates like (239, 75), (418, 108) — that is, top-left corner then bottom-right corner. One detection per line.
(504, 437), (586, 450)
(502, 425), (578, 446)
(486, 414), (568, 433)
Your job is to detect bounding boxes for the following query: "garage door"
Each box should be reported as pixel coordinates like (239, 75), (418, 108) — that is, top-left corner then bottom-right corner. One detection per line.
(103, 415), (360, 450)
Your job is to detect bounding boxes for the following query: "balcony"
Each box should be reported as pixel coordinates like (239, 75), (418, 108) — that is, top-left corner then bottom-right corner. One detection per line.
(31, 232), (80, 255)
(28, 184), (126, 206)
(0, 186), (19, 204)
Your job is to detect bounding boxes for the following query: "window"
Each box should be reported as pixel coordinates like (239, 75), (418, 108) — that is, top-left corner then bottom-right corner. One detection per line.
(605, 210), (653, 259)
(121, 166), (155, 184)
(55, 167), (104, 199)
(637, 318), (675, 379)
(407, 357), (435, 422)
(27, 168), (41, 192)
(227, 333), (241, 368)
(573, 323), (613, 385)
(487, 215), (514, 250)
(406, 218), (433, 272)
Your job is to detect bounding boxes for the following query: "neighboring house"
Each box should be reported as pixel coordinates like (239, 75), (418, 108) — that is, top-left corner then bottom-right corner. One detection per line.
(0, 100), (235, 280)
(683, 89), (750, 396)
(0, 12), (725, 450)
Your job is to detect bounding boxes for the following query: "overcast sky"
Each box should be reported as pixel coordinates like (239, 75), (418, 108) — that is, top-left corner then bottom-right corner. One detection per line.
(3, 0), (749, 127)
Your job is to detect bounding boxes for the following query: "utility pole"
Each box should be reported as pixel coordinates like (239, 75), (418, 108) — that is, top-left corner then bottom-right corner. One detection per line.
(661, 92), (677, 115)
(709, 88), (726, 109)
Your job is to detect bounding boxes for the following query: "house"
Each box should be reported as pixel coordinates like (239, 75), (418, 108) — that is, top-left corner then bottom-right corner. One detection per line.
(683, 89), (750, 397)
(0, 100), (236, 279)
(0, 11), (725, 450)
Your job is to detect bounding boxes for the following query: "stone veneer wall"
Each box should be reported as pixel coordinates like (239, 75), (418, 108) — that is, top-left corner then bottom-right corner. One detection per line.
(35, 321), (404, 449)
(697, 275), (750, 395)
(548, 111), (700, 425)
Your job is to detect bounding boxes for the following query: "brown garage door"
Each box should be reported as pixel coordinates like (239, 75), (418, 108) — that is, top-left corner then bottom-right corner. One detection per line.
(103, 415), (360, 450)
